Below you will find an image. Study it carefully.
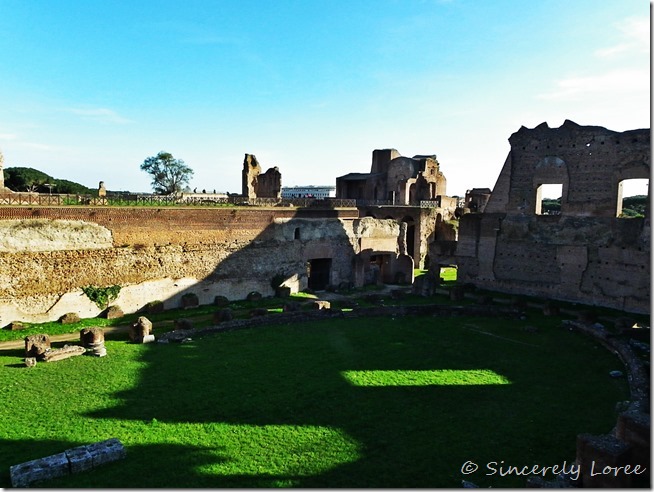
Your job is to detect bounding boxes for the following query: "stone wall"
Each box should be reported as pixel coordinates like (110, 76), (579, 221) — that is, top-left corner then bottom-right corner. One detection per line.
(0, 206), (408, 324)
(437, 121), (650, 314)
(241, 154), (282, 199)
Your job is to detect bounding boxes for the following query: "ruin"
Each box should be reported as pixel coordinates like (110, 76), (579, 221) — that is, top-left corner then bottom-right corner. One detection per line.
(336, 149), (453, 207)
(242, 154), (282, 200)
(431, 120), (650, 314)
(0, 127), (649, 322)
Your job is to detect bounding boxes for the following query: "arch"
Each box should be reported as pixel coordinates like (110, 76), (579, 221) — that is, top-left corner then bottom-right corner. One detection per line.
(401, 215), (416, 261)
(533, 156), (569, 215)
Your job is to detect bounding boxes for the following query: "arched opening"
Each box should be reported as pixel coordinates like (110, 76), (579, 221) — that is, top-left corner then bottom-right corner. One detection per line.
(617, 178), (649, 218)
(294, 227), (301, 240)
(408, 184), (417, 205)
(536, 183), (562, 215)
(402, 215), (416, 261)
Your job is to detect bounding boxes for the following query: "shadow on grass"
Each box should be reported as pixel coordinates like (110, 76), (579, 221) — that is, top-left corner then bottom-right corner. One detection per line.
(75, 317), (628, 487)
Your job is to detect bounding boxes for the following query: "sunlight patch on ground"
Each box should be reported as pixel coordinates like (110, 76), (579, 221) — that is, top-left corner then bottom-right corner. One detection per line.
(193, 424), (360, 484)
(341, 369), (511, 387)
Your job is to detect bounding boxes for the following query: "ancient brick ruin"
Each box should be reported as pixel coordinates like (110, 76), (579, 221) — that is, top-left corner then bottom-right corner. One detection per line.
(0, 207), (414, 324)
(431, 120), (650, 314)
(241, 154), (282, 200)
(336, 149), (452, 207)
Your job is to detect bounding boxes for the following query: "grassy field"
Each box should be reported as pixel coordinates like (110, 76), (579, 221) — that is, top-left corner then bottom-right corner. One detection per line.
(0, 312), (628, 488)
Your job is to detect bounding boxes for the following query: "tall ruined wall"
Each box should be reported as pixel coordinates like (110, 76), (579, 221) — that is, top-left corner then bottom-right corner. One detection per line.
(455, 121), (650, 314)
(490, 120), (650, 217)
(0, 207), (408, 324)
(241, 154), (282, 199)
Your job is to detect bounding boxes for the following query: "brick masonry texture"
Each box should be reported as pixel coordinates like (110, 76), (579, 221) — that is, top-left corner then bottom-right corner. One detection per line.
(0, 207), (406, 323)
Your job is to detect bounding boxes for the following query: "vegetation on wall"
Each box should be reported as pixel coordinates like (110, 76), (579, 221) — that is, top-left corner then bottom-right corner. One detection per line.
(81, 285), (122, 309)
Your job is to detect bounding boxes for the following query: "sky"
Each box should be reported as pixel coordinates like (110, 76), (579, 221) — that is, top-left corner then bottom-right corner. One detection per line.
(0, 0), (650, 196)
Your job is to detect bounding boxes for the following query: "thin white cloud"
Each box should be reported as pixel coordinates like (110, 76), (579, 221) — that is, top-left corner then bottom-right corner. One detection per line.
(0, 133), (18, 140)
(595, 17), (649, 58)
(66, 107), (133, 125)
(536, 67), (648, 101)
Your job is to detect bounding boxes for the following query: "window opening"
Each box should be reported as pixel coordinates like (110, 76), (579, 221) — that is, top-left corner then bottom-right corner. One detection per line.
(536, 183), (562, 215)
(618, 178), (648, 218)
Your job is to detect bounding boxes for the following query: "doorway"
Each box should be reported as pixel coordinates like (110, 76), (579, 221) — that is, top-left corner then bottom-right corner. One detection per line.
(307, 258), (332, 290)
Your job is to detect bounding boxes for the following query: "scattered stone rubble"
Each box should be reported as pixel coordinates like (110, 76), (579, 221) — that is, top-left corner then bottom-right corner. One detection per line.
(129, 316), (154, 343)
(80, 327), (107, 357)
(10, 438), (125, 487)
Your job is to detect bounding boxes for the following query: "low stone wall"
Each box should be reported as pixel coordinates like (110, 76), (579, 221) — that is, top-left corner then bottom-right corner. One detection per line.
(529, 320), (650, 488)
(10, 438), (125, 487)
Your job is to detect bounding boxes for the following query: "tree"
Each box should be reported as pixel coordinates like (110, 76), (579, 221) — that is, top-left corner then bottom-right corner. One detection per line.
(140, 151), (194, 195)
(4, 167), (93, 194)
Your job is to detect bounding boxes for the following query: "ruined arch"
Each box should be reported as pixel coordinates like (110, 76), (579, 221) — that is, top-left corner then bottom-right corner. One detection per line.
(533, 156), (569, 215)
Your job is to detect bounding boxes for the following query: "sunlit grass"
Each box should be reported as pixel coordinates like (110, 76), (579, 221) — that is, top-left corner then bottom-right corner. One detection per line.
(0, 314), (628, 488)
(342, 369), (511, 386)
(440, 266), (457, 283)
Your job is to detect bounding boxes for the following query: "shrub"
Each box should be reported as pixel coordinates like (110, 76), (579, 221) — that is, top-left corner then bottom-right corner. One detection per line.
(81, 285), (121, 310)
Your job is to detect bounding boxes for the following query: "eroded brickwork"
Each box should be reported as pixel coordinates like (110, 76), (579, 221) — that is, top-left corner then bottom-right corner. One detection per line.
(0, 207), (408, 323)
(448, 121), (650, 314)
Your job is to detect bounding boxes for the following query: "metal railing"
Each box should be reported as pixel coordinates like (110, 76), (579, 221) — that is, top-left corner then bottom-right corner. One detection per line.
(0, 192), (448, 209)
(0, 192), (358, 208)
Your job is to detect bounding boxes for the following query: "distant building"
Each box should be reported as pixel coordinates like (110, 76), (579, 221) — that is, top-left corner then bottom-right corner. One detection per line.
(281, 185), (336, 199)
(335, 149), (447, 205)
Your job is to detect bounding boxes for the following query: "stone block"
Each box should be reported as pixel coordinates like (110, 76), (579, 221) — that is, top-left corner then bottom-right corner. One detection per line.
(213, 308), (233, 323)
(130, 316), (152, 342)
(65, 445), (94, 474)
(86, 438), (126, 467)
(144, 300), (164, 314)
(616, 411), (650, 469)
(10, 452), (69, 487)
(246, 291), (262, 302)
(60, 312), (80, 324)
(312, 300), (331, 310)
(576, 433), (635, 488)
(80, 327), (105, 347)
(141, 334), (156, 344)
(181, 293), (199, 309)
(24, 334), (51, 358)
(214, 295), (230, 307)
(42, 345), (86, 362)
(275, 286), (291, 298)
(104, 305), (124, 319)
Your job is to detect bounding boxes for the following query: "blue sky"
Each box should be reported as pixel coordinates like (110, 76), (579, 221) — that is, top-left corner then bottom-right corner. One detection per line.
(0, 0), (649, 196)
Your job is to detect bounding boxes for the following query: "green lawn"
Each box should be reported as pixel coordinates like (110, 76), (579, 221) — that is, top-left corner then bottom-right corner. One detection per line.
(0, 313), (628, 488)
